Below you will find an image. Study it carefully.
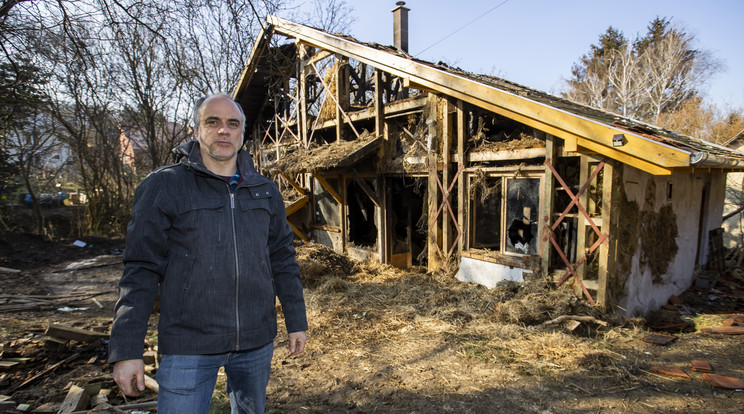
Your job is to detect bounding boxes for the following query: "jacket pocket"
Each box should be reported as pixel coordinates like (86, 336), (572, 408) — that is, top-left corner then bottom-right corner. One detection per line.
(173, 197), (226, 244)
(237, 197), (272, 242)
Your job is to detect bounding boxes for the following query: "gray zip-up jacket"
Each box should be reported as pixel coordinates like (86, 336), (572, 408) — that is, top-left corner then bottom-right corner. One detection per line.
(108, 140), (307, 362)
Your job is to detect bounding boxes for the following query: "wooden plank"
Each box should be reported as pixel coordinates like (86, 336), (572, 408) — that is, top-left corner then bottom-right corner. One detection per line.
(341, 175), (347, 253)
(336, 56), (350, 144)
(442, 98), (452, 257)
(285, 195), (309, 216)
(466, 147), (546, 162)
(314, 175), (342, 204)
(456, 99), (466, 256)
(11, 352), (80, 392)
(58, 385), (90, 414)
(267, 16), (692, 172)
(0, 266), (21, 273)
(572, 155), (590, 297)
(70, 401), (158, 414)
(381, 176), (390, 264)
(144, 374), (159, 393)
(0, 361), (18, 370)
(312, 224), (342, 233)
(375, 69), (389, 265)
(541, 133), (556, 274)
(596, 159), (618, 309)
(351, 169), (380, 208)
(299, 45), (310, 148)
(280, 173), (308, 195)
(564, 136), (578, 152)
(306, 49), (333, 66)
(427, 95), (441, 271)
(45, 324), (109, 343)
(315, 95), (427, 130)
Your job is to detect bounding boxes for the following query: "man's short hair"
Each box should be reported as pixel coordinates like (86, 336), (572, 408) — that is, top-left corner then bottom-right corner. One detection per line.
(192, 93), (246, 134)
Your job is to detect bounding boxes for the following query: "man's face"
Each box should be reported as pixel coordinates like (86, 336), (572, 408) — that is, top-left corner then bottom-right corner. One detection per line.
(196, 96), (244, 165)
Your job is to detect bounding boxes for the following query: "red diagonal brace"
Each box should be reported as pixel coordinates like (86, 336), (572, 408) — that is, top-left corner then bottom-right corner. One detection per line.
(428, 164), (464, 260)
(543, 158), (609, 306)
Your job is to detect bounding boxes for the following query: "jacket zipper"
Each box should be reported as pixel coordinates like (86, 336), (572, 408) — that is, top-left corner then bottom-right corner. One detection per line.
(229, 189), (241, 350)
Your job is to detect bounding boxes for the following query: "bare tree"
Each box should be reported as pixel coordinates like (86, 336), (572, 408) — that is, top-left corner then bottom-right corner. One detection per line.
(563, 18), (721, 127)
(308, 0), (356, 33)
(1, 0), (358, 236)
(640, 28), (719, 124)
(607, 45), (646, 119)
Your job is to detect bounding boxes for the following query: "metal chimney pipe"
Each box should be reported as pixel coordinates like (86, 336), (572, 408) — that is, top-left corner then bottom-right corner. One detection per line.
(392, 1), (409, 53)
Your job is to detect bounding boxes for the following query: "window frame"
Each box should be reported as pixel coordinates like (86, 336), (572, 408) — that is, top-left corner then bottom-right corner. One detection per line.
(466, 169), (544, 257)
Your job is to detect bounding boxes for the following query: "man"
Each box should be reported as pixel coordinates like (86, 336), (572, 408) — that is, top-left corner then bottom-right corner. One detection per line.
(109, 93), (308, 413)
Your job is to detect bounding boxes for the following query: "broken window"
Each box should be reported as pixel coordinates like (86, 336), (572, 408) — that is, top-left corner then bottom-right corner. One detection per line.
(470, 174), (541, 256)
(505, 178), (539, 255)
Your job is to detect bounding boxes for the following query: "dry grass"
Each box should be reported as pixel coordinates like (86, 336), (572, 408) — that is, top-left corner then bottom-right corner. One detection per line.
(268, 130), (377, 175)
(691, 313), (743, 331)
(291, 243), (624, 379)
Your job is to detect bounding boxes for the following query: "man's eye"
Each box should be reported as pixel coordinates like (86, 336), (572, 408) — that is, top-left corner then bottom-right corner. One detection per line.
(205, 119), (218, 127)
(228, 121), (240, 128)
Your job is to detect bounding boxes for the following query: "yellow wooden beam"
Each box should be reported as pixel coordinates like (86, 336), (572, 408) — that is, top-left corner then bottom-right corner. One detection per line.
(574, 137), (672, 176)
(280, 173), (308, 195)
(285, 195), (309, 216)
(351, 169), (381, 208)
(564, 136), (578, 152)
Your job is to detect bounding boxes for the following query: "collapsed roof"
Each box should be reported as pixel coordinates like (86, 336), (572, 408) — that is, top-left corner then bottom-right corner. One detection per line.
(234, 16), (744, 176)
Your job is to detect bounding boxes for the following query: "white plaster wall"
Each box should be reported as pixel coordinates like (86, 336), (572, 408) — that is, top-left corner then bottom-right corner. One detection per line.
(618, 168), (726, 316)
(722, 171), (744, 249)
(455, 257), (532, 288)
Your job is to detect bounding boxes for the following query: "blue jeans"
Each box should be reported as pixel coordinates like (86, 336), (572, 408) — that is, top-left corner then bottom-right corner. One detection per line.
(155, 342), (274, 414)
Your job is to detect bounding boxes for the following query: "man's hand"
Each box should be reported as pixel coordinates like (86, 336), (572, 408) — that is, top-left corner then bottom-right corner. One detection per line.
(287, 331), (307, 356)
(112, 359), (145, 397)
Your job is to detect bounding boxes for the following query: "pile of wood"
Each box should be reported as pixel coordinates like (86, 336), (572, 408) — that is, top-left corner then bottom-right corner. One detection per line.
(0, 324), (162, 413)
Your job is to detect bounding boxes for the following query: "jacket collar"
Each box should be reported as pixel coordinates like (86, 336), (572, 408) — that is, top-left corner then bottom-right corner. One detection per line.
(171, 140), (264, 186)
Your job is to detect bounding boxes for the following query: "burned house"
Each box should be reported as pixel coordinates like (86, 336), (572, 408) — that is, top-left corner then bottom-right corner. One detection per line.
(232, 10), (744, 316)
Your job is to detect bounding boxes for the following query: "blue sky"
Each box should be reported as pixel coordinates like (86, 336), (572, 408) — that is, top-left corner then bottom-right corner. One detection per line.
(345, 0), (744, 110)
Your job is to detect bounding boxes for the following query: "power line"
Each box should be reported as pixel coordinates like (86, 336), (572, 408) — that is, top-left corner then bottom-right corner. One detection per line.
(415, 0), (511, 57)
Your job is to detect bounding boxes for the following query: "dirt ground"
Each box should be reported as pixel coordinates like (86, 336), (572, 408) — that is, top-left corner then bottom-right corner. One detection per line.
(1, 226), (744, 413)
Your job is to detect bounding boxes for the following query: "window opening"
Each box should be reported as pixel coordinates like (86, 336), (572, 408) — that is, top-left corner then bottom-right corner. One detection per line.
(505, 178), (540, 255)
(469, 173), (541, 256)
(347, 178), (377, 247)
